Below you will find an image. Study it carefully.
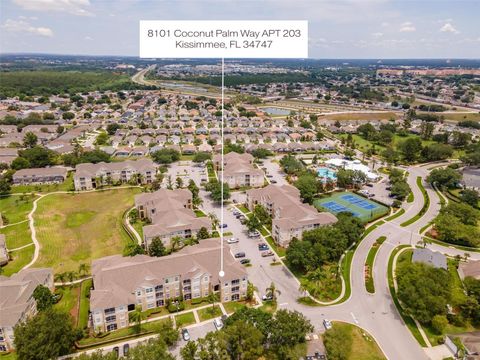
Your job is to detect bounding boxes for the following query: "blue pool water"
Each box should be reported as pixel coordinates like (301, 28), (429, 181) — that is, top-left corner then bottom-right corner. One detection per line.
(317, 167), (337, 180)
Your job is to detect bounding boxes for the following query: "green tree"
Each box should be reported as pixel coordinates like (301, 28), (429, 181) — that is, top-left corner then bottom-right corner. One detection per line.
(129, 305), (146, 333)
(151, 148), (180, 164)
(269, 309), (313, 356)
(398, 137), (422, 162)
(0, 176), (11, 195)
(23, 131), (38, 148)
(94, 132), (109, 146)
(32, 285), (56, 311)
(294, 173), (318, 204)
(432, 314), (448, 334)
(148, 237), (166, 257)
(126, 338), (175, 360)
(197, 226), (210, 240)
(124, 242), (145, 256)
(158, 318), (179, 346)
(192, 152), (211, 163)
(323, 324), (353, 360)
(427, 167), (462, 189)
(205, 181), (230, 203)
(461, 189), (479, 207)
(106, 123), (120, 135)
(14, 309), (78, 360)
(396, 262), (451, 324)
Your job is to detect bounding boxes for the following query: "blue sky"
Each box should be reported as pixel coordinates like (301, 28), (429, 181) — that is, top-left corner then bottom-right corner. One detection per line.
(1, 0), (479, 58)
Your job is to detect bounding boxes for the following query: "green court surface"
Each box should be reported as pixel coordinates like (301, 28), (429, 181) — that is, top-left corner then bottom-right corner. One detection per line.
(314, 192), (388, 223)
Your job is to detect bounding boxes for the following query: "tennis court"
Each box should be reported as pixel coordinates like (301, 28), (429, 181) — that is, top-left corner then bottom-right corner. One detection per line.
(314, 192), (388, 223)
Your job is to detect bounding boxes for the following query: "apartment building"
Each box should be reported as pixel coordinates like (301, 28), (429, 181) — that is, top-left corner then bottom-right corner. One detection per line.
(74, 159), (157, 190)
(135, 189), (211, 247)
(90, 238), (247, 332)
(213, 152), (264, 189)
(246, 184), (337, 247)
(12, 167), (68, 185)
(0, 268), (54, 352)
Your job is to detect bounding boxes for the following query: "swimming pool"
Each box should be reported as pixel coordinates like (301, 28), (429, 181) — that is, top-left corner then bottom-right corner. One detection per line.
(317, 167), (337, 181)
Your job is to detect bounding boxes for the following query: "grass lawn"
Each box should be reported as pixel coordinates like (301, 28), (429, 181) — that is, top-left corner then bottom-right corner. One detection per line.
(2, 245), (34, 276)
(0, 221), (32, 249)
(54, 285), (79, 320)
(194, 209), (207, 217)
(0, 352), (16, 360)
(264, 235), (286, 257)
(197, 306), (223, 322)
(11, 173), (74, 194)
(365, 236), (387, 293)
(131, 220), (144, 239)
(34, 188), (141, 273)
(175, 312), (196, 327)
(400, 177), (430, 227)
(385, 208), (405, 221)
(259, 301), (277, 314)
(328, 322), (386, 360)
(0, 194), (36, 224)
(297, 263), (342, 302)
(223, 301), (247, 314)
(324, 112), (399, 122)
(237, 204), (250, 214)
(78, 279), (92, 329)
(78, 318), (168, 346)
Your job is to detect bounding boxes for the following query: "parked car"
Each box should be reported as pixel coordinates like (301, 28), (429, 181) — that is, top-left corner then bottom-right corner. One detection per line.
(261, 251), (274, 257)
(220, 223), (228, 228)
(112, 347), (119, 358)
(240, 258), (251, 265)
(213, 318), (224, 330)
(262, 293), (273, 301)
(323, 319), (332, 330)
(258, 243), (269, 250)
(248, 231), (260, 238)
(182, 328), (191, 341)
(271, 180), (278, 184)
(366, 183), (374, 187)
(227, 237), (239, 244)
(234, 252), (246, 258)
(266, 174), (273, 178)
(123, 344), (130, 356)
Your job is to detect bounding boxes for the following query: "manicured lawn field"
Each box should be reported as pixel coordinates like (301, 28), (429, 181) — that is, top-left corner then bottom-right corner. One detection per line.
(0, 194), (36, 224)
(326, 322), (386, 360)
(223, 301), (247, 314)
(78, 279), (92, 329)
(2, 245), (34, 276)
(197, 306), (222, 322)
(34, 188), (141, 272)
(54, 285), (79, 318)
(314, 192), (389, 223)
(0, 221), (32, 249)
(175, 312), (196, 327)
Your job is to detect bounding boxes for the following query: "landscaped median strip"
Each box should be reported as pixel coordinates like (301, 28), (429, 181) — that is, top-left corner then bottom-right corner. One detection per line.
(364, 236), (386, 293)
(400, 177), (430, 227)
(384, 208), (405, 222)
(387, 245), (428, 347)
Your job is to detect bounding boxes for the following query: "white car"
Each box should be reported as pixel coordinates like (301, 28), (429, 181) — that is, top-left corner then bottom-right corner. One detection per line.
(323, 319), (332, 330)
(227, 237), (239, 244)
(213, 318), (224, 330)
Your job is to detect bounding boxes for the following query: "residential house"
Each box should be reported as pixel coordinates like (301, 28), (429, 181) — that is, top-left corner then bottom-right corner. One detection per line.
(90, 239), (247, 332)
(246, 184), (337, 247)
(12, 167), (68, 185)
(213, 152), (264, 189)
(0, 268), (54, 351)
(135, 189), (211, 247)
(74, 159), (157, 190)
(412, 248), (447, 270)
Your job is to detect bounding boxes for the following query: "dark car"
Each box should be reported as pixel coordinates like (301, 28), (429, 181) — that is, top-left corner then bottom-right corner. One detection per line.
(234, 252), (246, 258)
(271, 180), (278, 184)
(258, 244), (269, 251)
(182, 328), (190, 341)
(240, 258), (251, 265)
(123, 344), (130, 356)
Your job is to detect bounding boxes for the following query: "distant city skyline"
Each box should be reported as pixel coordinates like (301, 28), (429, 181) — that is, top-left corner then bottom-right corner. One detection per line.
(1, 0), (479, 59)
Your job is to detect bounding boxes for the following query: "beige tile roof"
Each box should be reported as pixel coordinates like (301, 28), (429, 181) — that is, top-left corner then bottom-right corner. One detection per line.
(0, 268), (52, 327)
(90, 238), (246, 310)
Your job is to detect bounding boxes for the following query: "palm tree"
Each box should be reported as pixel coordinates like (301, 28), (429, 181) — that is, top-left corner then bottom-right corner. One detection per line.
(78, 263), (90, 277)
(54, 272), (67, 284)
(170, 236), (182, 252)
(208, 213), (219, 229)
(266, 282), (281, 303)
(66, 271), (76, 283)
(206, 292), (219, 314)
(129, 305), (145, 333)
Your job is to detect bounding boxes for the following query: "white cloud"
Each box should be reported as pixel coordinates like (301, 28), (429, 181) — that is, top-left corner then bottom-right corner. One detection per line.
(13, 0), (92, 16)
(400, 21), (416, 32)
(372, 32), (383, 38)
(1, 19), (53, 37)
(440, 23), (460, 34)
(84, 36), (93, 40)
